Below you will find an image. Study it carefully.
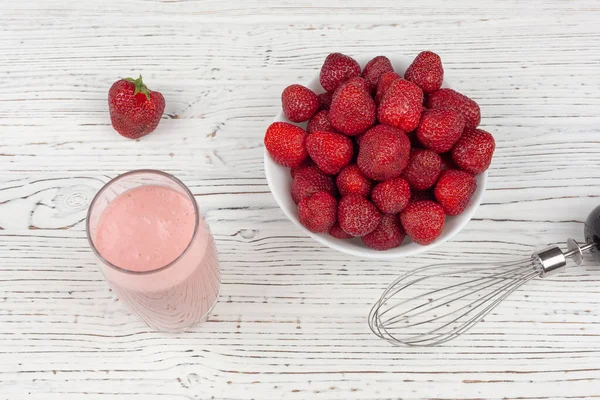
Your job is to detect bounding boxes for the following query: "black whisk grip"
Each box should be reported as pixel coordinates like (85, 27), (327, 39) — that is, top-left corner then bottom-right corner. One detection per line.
(584, 204), (600, 263)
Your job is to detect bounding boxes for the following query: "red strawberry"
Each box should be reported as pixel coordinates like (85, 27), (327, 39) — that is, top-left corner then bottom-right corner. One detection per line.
(362, 214), (406, 250)
(306, 131), (353, 175)
(416, 109), (465, 153)
(336, 164), (372, 197)
(384, 78), (424, 106)
(451, 128), (495, 174)
(357, 125), (411, 181)
(329, 223), (353, 239)
(404, 51), (444, 94)
(108, 75), (165, 139)
(307, 110), (336, 134)
(291, 166), (336, 204)
(318, 91), (333, 110)
(281, 84), (320, 123)
(426, 88), (481, 129)
(264, 122), (308, 168)
(298, 191), (337, 233)
(378, 88), (422, 133)
(290, 158), (315, 178)
(375, 71), (401, 104)
(362, 56), (394, 91)
(402, 149), (442, 190)
(329, 82), (376, 136)
(338, 195), (382, 236)
(371, 177), (411, 214)
(400, 200), (445, 245)
(319, 53), (361, 92)
(434, 169), (477, 216)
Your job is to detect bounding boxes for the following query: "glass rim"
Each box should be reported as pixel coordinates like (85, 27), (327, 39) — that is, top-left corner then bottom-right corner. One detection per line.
(85, 169), (200, 276)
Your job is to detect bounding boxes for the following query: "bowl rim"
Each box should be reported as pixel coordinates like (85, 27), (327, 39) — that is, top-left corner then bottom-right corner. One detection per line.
(264, 53), (488, 259)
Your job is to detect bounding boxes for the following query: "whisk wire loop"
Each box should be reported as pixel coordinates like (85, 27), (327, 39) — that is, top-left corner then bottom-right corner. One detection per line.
(369, 257), (544, 346)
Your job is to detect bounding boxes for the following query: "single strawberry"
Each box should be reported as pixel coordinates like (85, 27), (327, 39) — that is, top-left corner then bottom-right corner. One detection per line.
(426, 88), (481, 129)
(416, 109), (465, 153)
(291, 166), (336, 204)
(338, 195), (382, 236)
(307, 110), (337, 134)
(290, 158), (315, 178)
(404, 51), (444, 94)
(362, 56), (394, 91)
(362, 214), (406, 251)
(402, 149), (442, 190)
(378, 88), (422, 133)
(281, 84), (320, 123)
(400, 200), (445, 245)
(264, 122), (308, 168)
(383, 78), (424, 106)
(357, 125), (411, 181)
(329, 223), (353, 239)
(319, 53), (361, 92)
(108, 75), (165, 139)
(336, 164), (372, 197)
(434, 169), (477, 216)
(306, 131), (353, 175)
(451, 128), (495, 174)
(329, 82), (376, 136)
(371, 177), (411, 214)
(318, 91), (334, 110)
(298, 191), (337, 233)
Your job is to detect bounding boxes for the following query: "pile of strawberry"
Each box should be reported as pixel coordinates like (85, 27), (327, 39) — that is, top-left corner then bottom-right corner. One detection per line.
(265, 52), (495, 250)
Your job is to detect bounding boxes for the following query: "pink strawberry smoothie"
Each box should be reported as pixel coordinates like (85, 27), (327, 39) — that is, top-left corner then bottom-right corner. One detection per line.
(95, 185), (195, 272)
(93, 184), (220, 331)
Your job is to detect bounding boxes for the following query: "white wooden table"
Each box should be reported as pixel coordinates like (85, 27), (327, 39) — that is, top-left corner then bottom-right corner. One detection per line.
(2, 1), (600, 398)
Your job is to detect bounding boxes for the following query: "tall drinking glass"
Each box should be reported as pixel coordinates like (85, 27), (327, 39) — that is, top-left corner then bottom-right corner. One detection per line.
(86, 170), (220, 331)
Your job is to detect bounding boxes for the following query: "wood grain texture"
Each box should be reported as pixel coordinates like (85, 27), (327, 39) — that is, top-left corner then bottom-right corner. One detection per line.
(1, 0), (600, 398)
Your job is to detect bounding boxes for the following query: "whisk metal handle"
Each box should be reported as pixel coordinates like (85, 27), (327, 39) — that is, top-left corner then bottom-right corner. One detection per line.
(535, 246), (566, 277)
(535, 240), (596, 277)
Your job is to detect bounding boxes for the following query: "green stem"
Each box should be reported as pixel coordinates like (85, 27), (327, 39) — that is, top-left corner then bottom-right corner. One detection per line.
(124, 75), (151, 100)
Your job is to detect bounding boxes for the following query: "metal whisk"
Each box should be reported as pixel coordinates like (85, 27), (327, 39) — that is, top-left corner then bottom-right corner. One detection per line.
(369, 205), (600, 347)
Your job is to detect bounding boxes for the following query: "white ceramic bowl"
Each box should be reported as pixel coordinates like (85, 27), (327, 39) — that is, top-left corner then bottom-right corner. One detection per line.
(264, 54), (487, 259)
